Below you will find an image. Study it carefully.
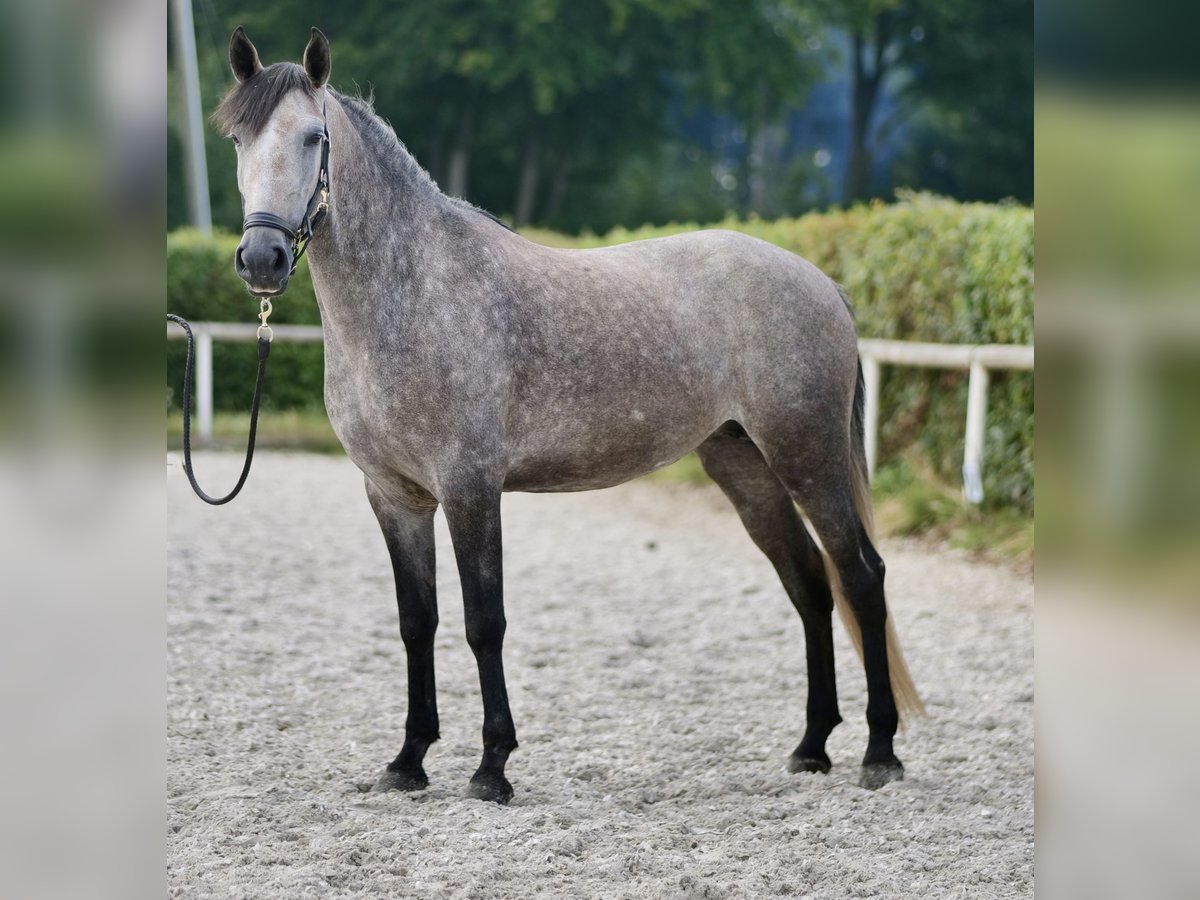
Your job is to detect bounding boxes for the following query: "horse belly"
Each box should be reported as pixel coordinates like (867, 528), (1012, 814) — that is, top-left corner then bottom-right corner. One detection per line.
(500, 300), (733, 492)
(502, 402), (722, 493)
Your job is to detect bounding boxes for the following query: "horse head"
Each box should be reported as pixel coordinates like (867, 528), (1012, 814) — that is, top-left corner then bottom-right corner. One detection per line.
(218, 27), (331, 298)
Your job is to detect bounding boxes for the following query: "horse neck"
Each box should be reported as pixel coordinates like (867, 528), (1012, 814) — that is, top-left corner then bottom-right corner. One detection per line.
(306, 95), (447, 342)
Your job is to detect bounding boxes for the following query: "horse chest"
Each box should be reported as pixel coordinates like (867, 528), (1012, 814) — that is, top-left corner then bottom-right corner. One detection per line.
(322, 344), (493, 487)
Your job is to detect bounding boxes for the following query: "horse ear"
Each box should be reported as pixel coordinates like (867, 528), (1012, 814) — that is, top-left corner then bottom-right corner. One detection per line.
(303, 27), (331, 88)
(229, 26), (262, 83)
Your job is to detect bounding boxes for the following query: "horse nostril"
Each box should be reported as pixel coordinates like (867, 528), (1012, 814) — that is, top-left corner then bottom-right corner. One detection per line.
(235, 238), (288, 286)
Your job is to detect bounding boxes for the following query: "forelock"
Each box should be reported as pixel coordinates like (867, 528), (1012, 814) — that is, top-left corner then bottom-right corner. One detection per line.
(213, 63), (317, 138)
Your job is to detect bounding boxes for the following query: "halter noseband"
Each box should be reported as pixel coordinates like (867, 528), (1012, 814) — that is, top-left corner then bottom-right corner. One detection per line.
(242, 97), (331, 276)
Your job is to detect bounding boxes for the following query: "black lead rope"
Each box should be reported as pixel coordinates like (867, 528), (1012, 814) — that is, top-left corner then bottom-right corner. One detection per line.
(168, 313), (271, 505)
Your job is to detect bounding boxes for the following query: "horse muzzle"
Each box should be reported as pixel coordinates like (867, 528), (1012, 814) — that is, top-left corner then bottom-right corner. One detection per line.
(235, 228), (294, 296)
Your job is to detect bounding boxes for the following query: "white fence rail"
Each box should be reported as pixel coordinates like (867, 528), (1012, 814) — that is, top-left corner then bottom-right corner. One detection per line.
(168, 321), (1033, 504)
(859, 340), (1034, 504)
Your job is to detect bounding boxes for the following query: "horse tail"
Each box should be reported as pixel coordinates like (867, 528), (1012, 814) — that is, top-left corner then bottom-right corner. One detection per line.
(826, 289), (925, 725)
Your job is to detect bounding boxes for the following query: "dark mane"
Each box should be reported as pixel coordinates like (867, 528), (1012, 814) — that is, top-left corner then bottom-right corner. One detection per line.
(329, 90), (438, 198)
(213, 62), (316, 138)
(333, 90), (508, 226)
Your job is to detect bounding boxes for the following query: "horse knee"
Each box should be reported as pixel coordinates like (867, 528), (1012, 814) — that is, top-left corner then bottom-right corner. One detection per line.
(399, 605), (438, 648)
(465, 610), (506, 655)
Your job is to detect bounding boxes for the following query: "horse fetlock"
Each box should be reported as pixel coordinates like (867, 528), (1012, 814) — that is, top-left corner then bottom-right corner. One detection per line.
(480, 729), (518, 759)
(866, 705), (900, 741)
(790, 722), (838, 774)
(805, 710), (843, 733)
(395, 734), (438, 767)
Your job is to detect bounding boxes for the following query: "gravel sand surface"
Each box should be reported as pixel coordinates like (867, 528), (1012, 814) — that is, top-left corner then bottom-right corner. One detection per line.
(168, 452), (1033, 898)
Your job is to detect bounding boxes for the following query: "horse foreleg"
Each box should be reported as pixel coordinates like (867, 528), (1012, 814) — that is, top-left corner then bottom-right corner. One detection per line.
(365, 479), (440, 793)
(443, 487), (517, 804)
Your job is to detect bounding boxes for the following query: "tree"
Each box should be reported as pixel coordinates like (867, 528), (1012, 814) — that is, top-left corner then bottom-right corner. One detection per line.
(168, 0), (1031, 231)
(808, 0), (916, 204)
(816, 0), (1031, 205)
(326, 1), (687, 223)
(673, 0), (823, 216)
(898, 0), (1032, 202)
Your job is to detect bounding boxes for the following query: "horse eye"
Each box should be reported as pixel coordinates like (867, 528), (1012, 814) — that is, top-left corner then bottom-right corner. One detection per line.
(305, 133), (324, 146)
(229, 134), (240, 147)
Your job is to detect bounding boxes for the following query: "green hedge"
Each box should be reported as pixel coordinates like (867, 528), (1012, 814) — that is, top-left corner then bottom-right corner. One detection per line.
(168, 192), (1033, 509)
(167, 229), (325, 413)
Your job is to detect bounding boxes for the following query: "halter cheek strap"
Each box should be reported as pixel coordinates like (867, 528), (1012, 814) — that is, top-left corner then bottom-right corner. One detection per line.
(242, 98), (331, 276)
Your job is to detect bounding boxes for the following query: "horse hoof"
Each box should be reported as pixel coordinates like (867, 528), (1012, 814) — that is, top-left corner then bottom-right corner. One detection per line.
(467, 773), (513, 804)
(788, 753), (832, 774)
(371, 767), (429, 793)
(859, 759), (904, 790)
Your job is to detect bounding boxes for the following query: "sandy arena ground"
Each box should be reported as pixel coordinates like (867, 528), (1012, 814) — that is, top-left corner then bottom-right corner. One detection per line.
(168, 452), (1033, 898)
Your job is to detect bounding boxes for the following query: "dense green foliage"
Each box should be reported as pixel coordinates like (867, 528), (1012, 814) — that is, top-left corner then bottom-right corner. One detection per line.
(169, 0), (1031, 234)
(166, 230), (324, 413)
(168, 193), (1032, 509)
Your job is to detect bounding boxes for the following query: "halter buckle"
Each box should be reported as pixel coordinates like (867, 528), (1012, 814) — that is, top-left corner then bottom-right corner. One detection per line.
(258, 298), (274, 342)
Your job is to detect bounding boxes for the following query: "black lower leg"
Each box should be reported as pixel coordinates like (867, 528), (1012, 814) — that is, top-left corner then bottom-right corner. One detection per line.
(845, 539), (903, 789)
(445, 489), (518, 804)
(858, 609), (902, 785)
(466, 646), (517, 803)
(377, 631), (439, 790)
(787, 534), (842, 773)
(789, 623), (841, 772)
(366, 483), (440, 793)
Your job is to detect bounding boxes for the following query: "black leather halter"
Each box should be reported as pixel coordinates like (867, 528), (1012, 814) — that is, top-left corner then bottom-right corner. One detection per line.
(242, 98), (331, 276)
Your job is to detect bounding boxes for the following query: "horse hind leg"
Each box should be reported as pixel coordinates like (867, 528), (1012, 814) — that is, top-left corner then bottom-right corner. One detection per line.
(752, 427), (923, 790)
(696, 424), (843, 774)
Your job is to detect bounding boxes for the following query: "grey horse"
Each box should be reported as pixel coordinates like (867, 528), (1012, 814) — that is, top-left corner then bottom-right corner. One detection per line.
(216, 27), (923, 804)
